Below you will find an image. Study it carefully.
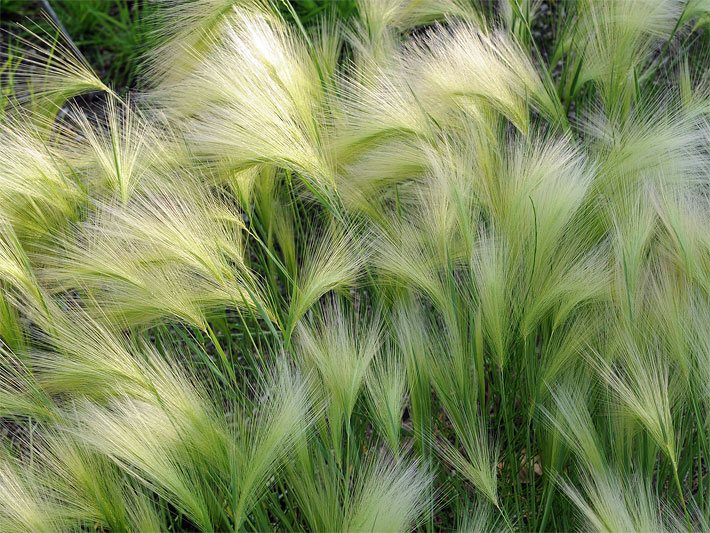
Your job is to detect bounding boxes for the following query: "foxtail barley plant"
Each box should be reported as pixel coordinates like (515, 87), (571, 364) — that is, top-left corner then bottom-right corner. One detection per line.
(0, 0), (709, 530)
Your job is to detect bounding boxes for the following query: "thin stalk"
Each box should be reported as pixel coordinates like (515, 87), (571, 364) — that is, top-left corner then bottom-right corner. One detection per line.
(205, 321), (237, 384)
(671, 455), (693, 531)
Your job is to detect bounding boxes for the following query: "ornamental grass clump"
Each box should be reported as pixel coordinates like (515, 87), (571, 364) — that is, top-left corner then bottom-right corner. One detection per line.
(0, 0), (709, 530)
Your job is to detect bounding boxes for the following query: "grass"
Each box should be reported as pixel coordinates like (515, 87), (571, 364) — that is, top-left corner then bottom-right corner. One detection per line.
(1, 0), (157, 90)
(0, 0), (709, 531)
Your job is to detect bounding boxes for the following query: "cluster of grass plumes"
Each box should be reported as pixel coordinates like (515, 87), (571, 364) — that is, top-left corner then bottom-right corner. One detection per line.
(0, 0), (709, 530)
